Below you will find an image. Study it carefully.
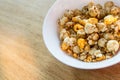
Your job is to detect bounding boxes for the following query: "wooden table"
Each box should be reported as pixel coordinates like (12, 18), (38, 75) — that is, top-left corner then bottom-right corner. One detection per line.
(0, 0), (120, 80)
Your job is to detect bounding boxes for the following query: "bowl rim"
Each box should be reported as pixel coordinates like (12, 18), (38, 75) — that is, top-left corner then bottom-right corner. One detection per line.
(42, 0), (120, 69)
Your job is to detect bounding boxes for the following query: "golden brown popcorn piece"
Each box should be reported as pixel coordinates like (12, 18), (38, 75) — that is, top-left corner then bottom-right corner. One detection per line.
(73, 53), (78, 58)
(104, 1), (114, 14)
(104, 15), (117, 25)
(88, 18), (98, 24)
(72, 16), (81, 22)
(88, 5), (100, 17)
(98, 9), (107, 19)
(61, 42), (69, 51)
(77, 38), (87, 49)
(111, 6), (120, 15)
(74, 24), (84, 32)
(96, 55), (106, 61)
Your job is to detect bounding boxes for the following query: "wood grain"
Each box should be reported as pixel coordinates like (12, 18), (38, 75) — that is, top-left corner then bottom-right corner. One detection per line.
(0, 0), (120, 80)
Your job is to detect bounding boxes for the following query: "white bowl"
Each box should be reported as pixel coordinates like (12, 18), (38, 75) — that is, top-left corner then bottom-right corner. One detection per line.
(43, 0), (120, 69)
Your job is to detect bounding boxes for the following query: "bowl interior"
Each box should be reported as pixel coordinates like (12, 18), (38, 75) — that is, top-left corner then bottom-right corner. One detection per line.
(43, 0), (120, 69)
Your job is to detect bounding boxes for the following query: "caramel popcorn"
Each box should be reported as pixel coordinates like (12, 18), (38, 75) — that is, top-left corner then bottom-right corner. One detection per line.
(59, 1), (120, 62)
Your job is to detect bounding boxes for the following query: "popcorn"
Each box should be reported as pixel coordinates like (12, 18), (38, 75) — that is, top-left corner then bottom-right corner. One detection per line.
(73, 46), (80, 54)
(79, 19), (88, 26)
(107, 40), (119, 52)
(88, 18), (98, 24)
(104, 15), (117, 25)
(115, 20), (120, 30)
(60, 29), (69, 40)
(60, 16), (68, 25)
(111, 6), (120, 15)
(74, 24), (83, 32)
(77, 29), (86, 35)
(98, 38), (107, 47)
(88, 5), (100, 17)
(84, 23), (98, 34)
(94, 50), (102, 57)
(97, 23), (107, 32)
(96, 55), (106, 61)
(59, 1), (120, 62)
(61, 42), (69, 51)
(104, 33), (114, 40)
(64, 37), (76, 46)
(72, 16), (81, 22)
(77, 38), (87, 49)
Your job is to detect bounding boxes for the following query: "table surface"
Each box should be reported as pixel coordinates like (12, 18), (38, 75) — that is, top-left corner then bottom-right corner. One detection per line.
(0, 0), (120, 80)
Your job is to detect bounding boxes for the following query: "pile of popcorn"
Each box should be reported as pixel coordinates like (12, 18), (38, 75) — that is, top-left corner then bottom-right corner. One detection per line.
(58, 1), (120, 62)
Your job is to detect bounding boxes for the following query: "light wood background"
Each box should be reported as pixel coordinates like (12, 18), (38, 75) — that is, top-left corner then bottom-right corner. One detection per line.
(0, 0), (120, 80)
